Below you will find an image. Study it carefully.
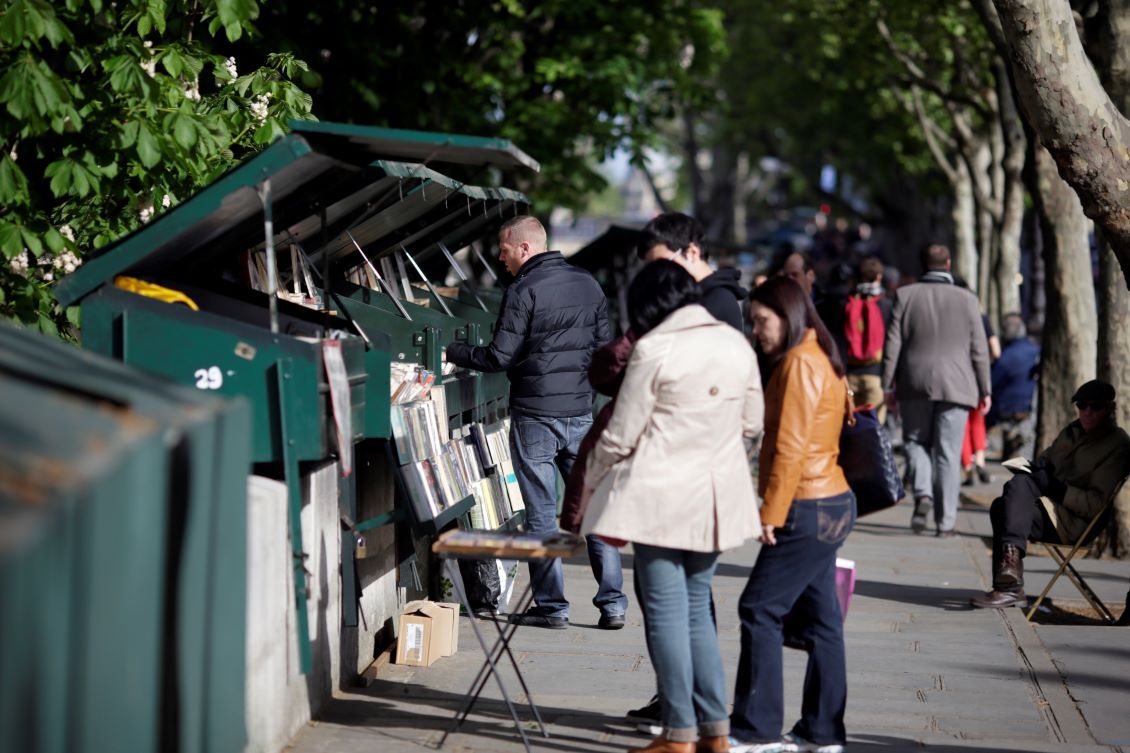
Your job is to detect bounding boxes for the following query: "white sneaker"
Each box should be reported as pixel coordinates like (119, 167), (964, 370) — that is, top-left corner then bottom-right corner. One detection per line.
(636, 722), (663, 736)
(728, 738), (785, 753)
(781, 732), (845, 753)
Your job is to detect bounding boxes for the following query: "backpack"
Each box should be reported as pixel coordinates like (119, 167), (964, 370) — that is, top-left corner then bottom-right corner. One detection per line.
(844, 294), (885, 365)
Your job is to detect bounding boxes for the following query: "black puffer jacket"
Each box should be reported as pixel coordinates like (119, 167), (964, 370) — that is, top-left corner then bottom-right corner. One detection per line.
(446, 251), (611, 417)
(699, 267), (746, 330)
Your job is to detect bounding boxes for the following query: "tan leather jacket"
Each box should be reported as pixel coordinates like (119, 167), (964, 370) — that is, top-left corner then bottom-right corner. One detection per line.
(759, 329), (851, 526)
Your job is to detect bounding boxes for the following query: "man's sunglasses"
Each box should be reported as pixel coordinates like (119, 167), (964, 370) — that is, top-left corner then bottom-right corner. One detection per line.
(1074, 400), (1111, 412)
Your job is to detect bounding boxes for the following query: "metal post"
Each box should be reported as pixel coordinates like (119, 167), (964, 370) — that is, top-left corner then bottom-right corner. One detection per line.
(256, 180), (278, 334)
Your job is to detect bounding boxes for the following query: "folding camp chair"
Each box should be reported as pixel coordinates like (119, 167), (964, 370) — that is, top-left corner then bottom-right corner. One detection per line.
(1024, 477), (1128, 623)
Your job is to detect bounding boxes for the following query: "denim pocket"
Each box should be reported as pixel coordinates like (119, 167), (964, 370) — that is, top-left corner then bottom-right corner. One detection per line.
(816, 495), (855, 544)
(516, 418), (556, 459)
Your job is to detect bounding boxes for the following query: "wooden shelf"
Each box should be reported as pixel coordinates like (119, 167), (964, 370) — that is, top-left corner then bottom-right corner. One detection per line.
(417, 494), (475, 535)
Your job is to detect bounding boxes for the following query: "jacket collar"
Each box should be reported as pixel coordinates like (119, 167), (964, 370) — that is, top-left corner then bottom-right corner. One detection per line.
(514, 250), (563, 280)
(650, 304), (721, 336)
(920, 270), (954, 285)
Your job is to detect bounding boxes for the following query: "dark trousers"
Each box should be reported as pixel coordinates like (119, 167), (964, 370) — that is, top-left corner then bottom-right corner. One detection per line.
(989, 474), (1062, 555)
(731, 493), (855, 746)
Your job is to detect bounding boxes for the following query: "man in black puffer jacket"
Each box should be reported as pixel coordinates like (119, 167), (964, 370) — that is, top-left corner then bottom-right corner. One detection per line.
(638, 212), (746, 330)
(446, 215), (626, 630)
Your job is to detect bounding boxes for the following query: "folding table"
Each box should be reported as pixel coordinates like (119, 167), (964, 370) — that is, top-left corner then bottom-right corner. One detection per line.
(432, 530), (586, 753)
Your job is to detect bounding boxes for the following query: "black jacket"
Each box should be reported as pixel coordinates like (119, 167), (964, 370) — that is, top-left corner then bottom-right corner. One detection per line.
(446, 251), (611, 417)
(698, 267), (746, 330)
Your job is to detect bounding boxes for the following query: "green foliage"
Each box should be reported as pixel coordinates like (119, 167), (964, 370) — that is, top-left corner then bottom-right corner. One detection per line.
(234, 0), (726, 213)
(0, 0), (315, 334)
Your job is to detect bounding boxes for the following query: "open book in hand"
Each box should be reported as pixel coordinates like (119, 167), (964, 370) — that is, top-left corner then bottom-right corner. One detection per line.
(1001, 456), (1033, 475)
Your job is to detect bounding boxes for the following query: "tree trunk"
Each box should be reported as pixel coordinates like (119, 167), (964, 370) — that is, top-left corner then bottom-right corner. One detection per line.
(1085, 0), (1130, 556)
(995, 58), (1028, 322)
(992, 0), (1130, 285)
(973, 141), (995, 305)
(1030, 144), (1097, 452)
(952, 161), (980, 287)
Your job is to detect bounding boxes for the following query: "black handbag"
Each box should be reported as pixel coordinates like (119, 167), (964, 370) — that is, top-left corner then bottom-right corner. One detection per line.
(839, 402), (905, 517)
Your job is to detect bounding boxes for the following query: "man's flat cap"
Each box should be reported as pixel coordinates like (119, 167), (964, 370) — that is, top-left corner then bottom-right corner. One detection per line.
(1071, 379), (1116, 404)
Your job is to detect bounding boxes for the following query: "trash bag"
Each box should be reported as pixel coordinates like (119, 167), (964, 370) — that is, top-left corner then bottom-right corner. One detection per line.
(458, 558), (502, 615)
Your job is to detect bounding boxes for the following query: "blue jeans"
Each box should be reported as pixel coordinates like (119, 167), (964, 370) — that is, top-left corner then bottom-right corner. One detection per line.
(731, 492), (855, 746)
(510, 411), (627, 619)
(634, 544), (729, 743)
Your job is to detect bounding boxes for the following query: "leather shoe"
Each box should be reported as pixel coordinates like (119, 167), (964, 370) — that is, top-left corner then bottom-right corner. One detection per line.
(997, 544), (1023, 588)
(629, 733), (694, 753)
(695, 735), (730, 753)
(599, 613), (626, 630)
(506, 610), (568, 629)
(971, 589), (1027, 608)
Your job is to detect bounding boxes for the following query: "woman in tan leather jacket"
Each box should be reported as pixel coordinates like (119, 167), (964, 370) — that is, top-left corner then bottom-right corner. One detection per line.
(729, 276), (855, 753)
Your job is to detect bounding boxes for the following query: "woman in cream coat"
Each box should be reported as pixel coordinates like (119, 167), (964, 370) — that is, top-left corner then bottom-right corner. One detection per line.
(582, 261), (764, 753)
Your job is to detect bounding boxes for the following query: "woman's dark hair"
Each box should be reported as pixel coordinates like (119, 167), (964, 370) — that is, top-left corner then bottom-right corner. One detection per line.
(749, 275), (845, 376)
(627, 260), (701, 335)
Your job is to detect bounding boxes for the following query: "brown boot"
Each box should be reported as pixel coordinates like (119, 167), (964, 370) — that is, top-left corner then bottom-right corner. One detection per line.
(998, 545), (1023, 589)
(971, 589), (1027, 608)
(695, 736), (730, 753)
(628, 734), (694, 753)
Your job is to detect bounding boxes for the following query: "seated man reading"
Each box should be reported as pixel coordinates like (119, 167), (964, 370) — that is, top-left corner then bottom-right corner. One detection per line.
(972, 379), (1130, 609)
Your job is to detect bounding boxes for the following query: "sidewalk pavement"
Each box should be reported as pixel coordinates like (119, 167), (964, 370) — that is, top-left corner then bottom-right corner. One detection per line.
(286, 465), (1129, 753)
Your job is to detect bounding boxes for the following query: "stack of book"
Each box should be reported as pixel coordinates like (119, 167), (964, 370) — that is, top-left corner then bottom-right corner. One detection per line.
(391, 406), (526, 530)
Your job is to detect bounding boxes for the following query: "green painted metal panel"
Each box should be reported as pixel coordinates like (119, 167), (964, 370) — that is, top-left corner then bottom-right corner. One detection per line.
(289, 120), (540, 172)
(79, 286), (368, 463)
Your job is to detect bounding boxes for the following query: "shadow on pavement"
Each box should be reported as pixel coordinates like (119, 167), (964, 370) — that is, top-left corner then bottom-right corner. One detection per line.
(853, 579), (980, 611)
(847, 733), (1053, 751)
(318, 679), (639, 752)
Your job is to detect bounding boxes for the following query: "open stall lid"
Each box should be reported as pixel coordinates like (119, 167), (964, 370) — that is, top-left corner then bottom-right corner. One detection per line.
(55, 123), (537, 308)
(290, 121), (540, 173)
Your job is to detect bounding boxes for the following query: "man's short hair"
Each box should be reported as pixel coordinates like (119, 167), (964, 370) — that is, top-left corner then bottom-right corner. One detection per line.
(1000, 312), (1027, 343)
(637, 212), (708, 260)
(774, 250), (814, 276)
(858, 256), (884, 283)
(920, 243), (950, 272)
(500, 215), (547, 251)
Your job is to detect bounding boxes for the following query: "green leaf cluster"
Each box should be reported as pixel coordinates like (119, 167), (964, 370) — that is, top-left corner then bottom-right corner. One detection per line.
(0, 0), (315, 335)
(231, 0), (727, 212)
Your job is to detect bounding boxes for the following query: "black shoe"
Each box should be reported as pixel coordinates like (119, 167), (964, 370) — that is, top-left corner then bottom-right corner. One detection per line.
(506, 610), (569, 629)
(625, 695), (661, 725)
(598, 613), (626, 630)
(962, 475), (976, 488)
(977, 466), (992, 484)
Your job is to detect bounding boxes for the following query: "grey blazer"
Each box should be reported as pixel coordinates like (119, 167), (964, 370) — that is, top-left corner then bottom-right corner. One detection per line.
(881, 279), (991, 409)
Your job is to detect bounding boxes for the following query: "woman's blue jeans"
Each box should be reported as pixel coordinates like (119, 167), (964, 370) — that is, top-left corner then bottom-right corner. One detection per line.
(731, 492), (855, 746)
(634, 544), (729, 743)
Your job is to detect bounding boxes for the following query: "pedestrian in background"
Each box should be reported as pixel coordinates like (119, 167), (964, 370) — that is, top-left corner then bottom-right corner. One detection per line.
(730, 276), (854, 753)
(582, 260), (763, 753)
(882, 244), (991, 537)
(990, 313), (1040, 461)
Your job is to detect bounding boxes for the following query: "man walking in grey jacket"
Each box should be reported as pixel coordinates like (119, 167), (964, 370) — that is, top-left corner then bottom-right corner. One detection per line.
(883, 244), (991, 536)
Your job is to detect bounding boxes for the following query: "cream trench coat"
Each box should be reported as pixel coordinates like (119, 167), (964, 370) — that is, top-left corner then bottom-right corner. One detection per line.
(580, 305), (764, 552)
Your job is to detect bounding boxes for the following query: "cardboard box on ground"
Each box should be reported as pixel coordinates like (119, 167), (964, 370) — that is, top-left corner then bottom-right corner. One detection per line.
(395, 600), (460, 667)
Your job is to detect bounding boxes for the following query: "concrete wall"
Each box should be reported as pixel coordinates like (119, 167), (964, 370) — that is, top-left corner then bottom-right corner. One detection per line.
(242, 445), (404, 753)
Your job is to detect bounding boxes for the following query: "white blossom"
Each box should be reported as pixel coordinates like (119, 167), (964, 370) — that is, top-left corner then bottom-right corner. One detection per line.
(225, 56), (238, 79)
(184, 81), (201, 101)
(59, 225), (75, 243)
(10, 250), (29, 275)
(141, 57), (157, 78)
(43, 271), (53, 282)
(139, 199), (154, 223)
(161, 193), (172, 208)
(250, 93), (271, 123)
(8, 146), (16, 161)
